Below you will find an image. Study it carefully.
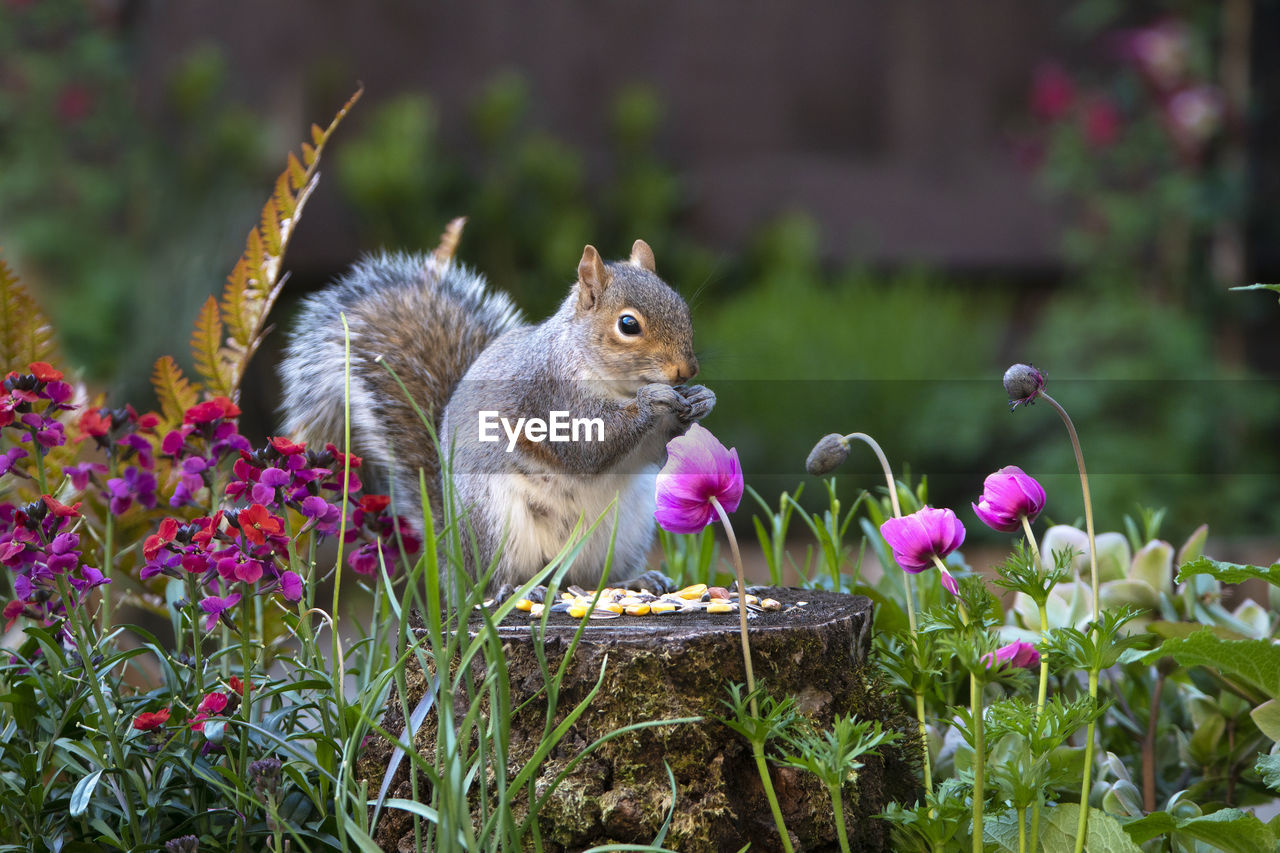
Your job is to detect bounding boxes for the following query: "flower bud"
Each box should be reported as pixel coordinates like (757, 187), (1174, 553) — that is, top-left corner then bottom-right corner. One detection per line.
(165, 836), (200, 853)
(1003, 363), (1045, 411)
(805, 433), (851, 475)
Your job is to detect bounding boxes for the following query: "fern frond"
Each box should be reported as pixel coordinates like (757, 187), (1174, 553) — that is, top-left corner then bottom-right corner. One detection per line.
(0, 255), (59, 371)
(197, 86), (362, 398)
(151, 355), (199, 428)
(191, 296), (235, 397)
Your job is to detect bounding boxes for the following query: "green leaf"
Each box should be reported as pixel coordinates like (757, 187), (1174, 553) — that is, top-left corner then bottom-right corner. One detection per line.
(69, 767), (103, 817)
(1143, 628), (1280, 700)
(1126, 809), (1277, 853)
(1177, 556), (1280, 589)
(1041, 804), (1142, 852)
(1231, 283), (1280, 299)
(1252, 699), (1280, 743)
(1257, 753), (1280, 791)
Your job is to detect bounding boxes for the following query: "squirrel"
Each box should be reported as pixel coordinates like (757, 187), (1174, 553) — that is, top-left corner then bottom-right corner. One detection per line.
(279, 219), (715, 589)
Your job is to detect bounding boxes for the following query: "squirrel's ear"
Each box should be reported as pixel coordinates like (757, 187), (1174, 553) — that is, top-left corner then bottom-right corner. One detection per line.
(629, 239), (656, 273)
(577, 245), (612, 311)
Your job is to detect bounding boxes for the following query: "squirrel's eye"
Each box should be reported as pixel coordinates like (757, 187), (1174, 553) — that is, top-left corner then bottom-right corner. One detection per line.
(617, 314), (642, 336)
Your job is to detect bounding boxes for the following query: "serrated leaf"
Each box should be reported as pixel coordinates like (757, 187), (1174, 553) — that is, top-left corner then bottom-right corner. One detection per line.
(311, 123), (325, 146)
(69, 768), (103, 817)
(301, 141), (317, 166)
(286, 152), (307, 191)
(190, 296), (233, 396)
(0, 256), (59, 371)
(1175, 809), (1275, 853)
(1257, 753), (1280, 790)
(1231, 283), (1280, 294)
(1144, 628), (1280, 700)
(151, 356), (199, 427)
(1042, 804), (1142, 852)
(1178, 556), (1280, 588)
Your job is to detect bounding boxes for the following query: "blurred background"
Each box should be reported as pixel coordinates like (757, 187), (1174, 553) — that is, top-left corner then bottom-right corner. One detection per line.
(2, 0), (1278, 548)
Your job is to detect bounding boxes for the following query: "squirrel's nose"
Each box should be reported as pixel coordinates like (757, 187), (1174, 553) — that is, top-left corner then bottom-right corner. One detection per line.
(674, 356), (699, 384)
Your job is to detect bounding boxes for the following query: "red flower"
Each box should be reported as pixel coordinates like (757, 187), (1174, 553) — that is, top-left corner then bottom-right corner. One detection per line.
(4, 599), (26, 630)
(28, 362), (63, 383)
(359, 494), (391, 514)
(77, 408), (112, 439)
(132, 708), (171, 731)
(184, 396), (241, 425)
(1030, 62), (1075, 121)
(56, 85), (93, 123)
(324, 443), (362, 468)
(270, 436), (306, 455)
(144, 517), (179, 561)
(41, 496), (81, 518)
(1083, 98), (1121, 149)
(238, 503), (282, 546)
(197, 691), (229, 715)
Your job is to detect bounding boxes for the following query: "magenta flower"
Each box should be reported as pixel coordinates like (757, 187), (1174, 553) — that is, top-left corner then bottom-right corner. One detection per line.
(654, 424), (743, 534)
(982, 640), (1041, 672)
(879, 507), (965, 594)
(199, 592), (241, 631)
(972, 465), (1046, 533)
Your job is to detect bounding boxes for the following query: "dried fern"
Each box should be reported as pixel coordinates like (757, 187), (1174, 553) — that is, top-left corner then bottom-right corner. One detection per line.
(0, 254), (60, 372)
(152, 87), (362, 425)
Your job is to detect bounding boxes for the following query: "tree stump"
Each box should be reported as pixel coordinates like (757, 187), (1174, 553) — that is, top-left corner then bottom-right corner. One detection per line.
(359, 589), (919, 852)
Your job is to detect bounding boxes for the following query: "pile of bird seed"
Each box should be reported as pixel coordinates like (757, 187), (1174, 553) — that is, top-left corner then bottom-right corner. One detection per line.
(512, 583), (789, 620)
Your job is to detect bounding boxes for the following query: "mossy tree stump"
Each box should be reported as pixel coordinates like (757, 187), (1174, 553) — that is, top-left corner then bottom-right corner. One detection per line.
(360, 589), (919, 852)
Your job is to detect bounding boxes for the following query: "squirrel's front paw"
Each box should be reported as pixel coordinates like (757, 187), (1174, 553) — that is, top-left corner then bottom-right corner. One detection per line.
(675, 384), (715, 422)
(639, 383), (689, 416)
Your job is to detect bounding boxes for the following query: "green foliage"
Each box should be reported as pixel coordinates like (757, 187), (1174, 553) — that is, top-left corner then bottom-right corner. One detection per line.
(1178, 556), (1280, 589)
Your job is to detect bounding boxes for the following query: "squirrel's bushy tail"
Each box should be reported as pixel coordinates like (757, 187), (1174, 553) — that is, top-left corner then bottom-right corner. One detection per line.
(279, 244), (523, 514)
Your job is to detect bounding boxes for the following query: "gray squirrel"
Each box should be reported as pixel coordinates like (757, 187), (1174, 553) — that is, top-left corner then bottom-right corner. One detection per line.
(279, 220), (715, 588)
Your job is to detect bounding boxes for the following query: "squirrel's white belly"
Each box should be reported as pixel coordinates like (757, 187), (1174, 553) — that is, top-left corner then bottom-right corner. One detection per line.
(495, 466), (658, 586)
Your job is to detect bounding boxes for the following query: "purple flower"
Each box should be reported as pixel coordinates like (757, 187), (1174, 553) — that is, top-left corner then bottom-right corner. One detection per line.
(251, 466), (291, 505)
(63, 461), (107, 491)
(654, 424), (744, 535)
(1003, 364), (1045, 411)
(982, 640), (1041, 672)
(199, 592), (241, 631)
(278, 571), (303, 602)
(0, 447), (28, 477)
(106, 466), (157, 516)
(972, 466), (1046, 533)
(880, 507), (965, 594)
(69, 565), (110, 593)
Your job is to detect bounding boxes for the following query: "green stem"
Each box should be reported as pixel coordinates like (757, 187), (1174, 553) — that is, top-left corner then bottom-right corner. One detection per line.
(238, 584), (255, 815)
(709, 496), (755, 716)
(56, 575), (142, 850)
(1040, 390), (1099, 851)
(830, 780), (852, 853)
(970, 664), (985, 852)
(752, 740), (795, 853)
(186, 573), (206, 699)
(1039, 393), (1097, 622)
(1073, 669), (1100, 853)
(1017, 805), (1027, 853)
(841, 433), (935, 797)
(29, 431), (48, 495)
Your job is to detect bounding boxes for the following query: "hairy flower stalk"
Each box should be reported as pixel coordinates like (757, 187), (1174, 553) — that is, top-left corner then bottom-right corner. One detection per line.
(1004, 364), (1099, 851)
(809, 431), (945, 798)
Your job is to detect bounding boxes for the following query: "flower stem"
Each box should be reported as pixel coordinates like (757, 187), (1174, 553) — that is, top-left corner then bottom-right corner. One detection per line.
(1020, 515), (1049, 723)
(1038, 393), (1098, 623)
(842, 432), (934, 795)
(1039, 390), (1100, 850)
(752, 740), (796, 853)
(1073, 669), (1100, 853)
(830, 780), (852, 853)
(1017, 805), (1027, 853)
(971, 669), (985, 852)
(709, 495), (755, 715)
